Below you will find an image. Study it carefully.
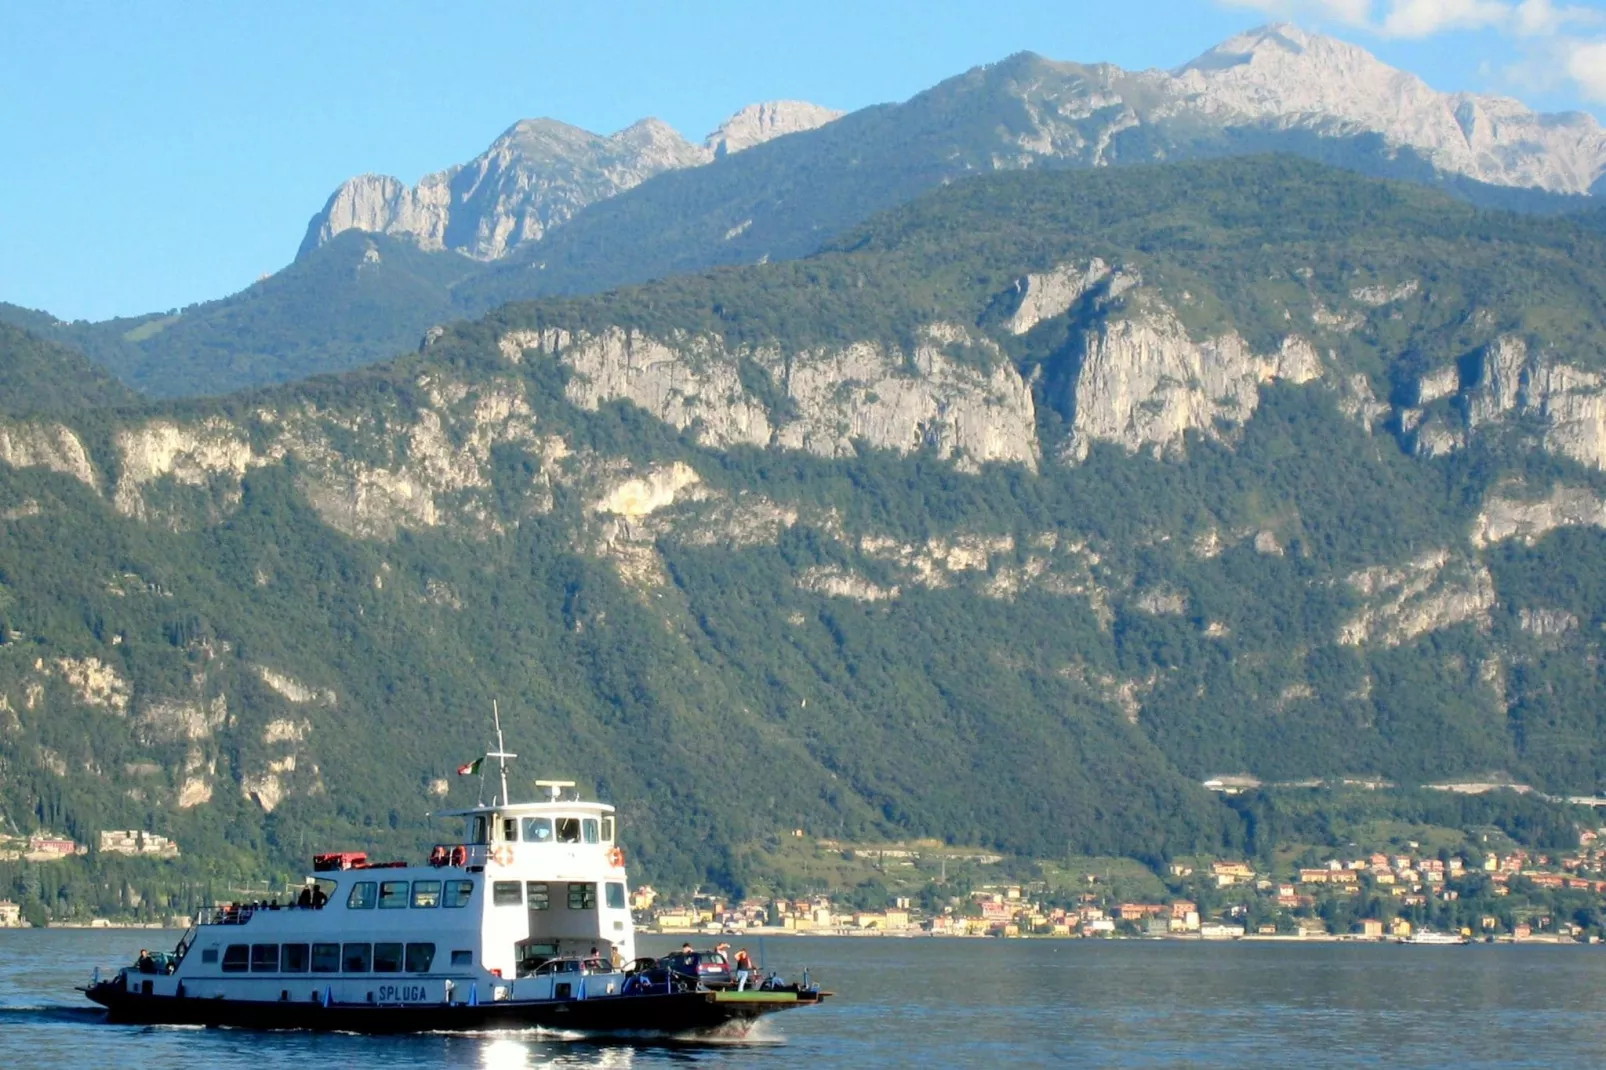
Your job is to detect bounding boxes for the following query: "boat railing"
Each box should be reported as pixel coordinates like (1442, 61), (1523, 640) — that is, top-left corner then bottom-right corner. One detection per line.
(426, 842), (623, 869)
(197, 905), (258, 926)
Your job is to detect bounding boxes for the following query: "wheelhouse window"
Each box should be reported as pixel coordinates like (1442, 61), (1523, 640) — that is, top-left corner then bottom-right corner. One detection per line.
(346, 881), (376, 910)
(281, 944), (310, 973)
(526, 882), (550, 910)
(342, 943), (371, 973)
(405, 943), (436, 972)
(556, 818), (581, 843)
(492, 881), (523, 907)
(605, 882), (626, 910)
(450, 949), (473, 966)
(411, 880), (441, 908)
(600, 816), (615, 842)
(443, 880), (474, 908)
(221, 944), (249, 973)
(502, 818), (518, 841)
(378, 880), (409, 909)
(311, 943), (341, 973)
(373, 942), (404, 973)
(250, 944), (279, 973)
(470, 815), (489, 845)
(521, 816), (553, 843)
(582, 818), (600, 844)
(567, 882), (597, 910)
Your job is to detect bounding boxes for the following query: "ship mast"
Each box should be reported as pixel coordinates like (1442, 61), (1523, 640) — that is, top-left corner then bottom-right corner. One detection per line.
(488, 699), (518, 806)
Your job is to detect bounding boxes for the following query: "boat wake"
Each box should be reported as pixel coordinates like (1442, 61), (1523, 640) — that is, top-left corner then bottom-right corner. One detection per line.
(0, 1004), (108, 1025)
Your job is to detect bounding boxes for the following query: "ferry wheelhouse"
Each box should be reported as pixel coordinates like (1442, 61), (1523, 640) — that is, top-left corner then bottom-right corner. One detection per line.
(83, 735), (826, 1036)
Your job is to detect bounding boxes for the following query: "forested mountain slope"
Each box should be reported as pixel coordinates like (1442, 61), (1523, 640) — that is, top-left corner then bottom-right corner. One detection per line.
(2, 159), (1605, 903)
(0, 323), (140, 415)
(3, 234), (488, 398)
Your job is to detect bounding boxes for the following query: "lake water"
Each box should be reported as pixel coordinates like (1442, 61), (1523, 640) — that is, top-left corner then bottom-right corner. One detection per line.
(4, 930), (1606, 1067)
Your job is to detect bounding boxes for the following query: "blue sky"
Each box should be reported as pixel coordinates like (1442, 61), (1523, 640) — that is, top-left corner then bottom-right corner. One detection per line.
(2, 0), (1603, 321)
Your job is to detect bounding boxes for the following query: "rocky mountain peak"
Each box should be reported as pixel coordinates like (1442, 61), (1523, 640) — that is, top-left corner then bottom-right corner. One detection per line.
(1162, 24), (1606, 194)
(301, 100), (838, 262)
(704, 100), (844, 157)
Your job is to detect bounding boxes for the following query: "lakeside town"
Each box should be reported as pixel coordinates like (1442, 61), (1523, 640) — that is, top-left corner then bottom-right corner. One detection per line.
(633, 827), (1606, 945)
(5, 819), (1606, 944)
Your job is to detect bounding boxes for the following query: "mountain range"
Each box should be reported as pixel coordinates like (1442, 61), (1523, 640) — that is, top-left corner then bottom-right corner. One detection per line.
(4, 26), (1606, 907)
(5, 24), (1603, 400)
(301, 23), (1606, 269)
(2, 155), (1606, 900)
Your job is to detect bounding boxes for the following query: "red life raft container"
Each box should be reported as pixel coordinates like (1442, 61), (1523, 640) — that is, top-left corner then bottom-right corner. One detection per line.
(312, 851), (368, 871)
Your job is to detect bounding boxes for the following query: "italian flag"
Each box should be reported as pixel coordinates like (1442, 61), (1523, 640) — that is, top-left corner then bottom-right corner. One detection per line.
(456, 757), (484, 776)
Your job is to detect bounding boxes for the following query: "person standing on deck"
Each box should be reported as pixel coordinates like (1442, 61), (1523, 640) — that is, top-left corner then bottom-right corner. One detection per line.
(734, 948), (754, 990)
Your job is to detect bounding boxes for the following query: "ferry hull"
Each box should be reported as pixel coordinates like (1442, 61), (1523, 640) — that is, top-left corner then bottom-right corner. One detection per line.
(84, 981), (823, 1036)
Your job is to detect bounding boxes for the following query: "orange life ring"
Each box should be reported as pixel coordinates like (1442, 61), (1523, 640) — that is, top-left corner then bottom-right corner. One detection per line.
(449, 845), (467, 867)
(492, 845), (514, 867)
(608, 846), (625, 868)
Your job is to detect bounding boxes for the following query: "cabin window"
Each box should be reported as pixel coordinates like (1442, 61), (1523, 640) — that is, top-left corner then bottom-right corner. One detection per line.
(567, 882), (597, 910)
(378, 881), (409, 909)
(521, 817), (553, 843)
(373, 942), (404, 973)
(311, 943), (341, 973)
(605, 882), (626, 910)
(582, 818), (600, 844)
(450, 950), (473, 966)
(469, 815), (488, 845)
(346, 881), (376, 910)
(443, 880), (474, 908)
(492, 881), (523, 907)
(410, 880), (441, 908)
(342, 943), (371, 973)
(405, 943), (436, 972)
(250, 944), (279, 972)
(600, 817), (615, 842)
(200, 948), (218, 964)
(221, 944), (250, 973)
(526, 882), (550, 910)
(281, 944), (310, 973)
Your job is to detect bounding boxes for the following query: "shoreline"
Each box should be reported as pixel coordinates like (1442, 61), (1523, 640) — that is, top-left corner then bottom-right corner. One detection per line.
(646, 926), (1585, 946)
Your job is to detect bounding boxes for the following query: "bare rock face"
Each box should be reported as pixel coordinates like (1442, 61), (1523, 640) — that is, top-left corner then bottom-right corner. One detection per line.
(1412, 336), (1606, 473)
(303, 173), (453, 254)
(0, 421), (97, 489)
(1339, 549), (1495, 647)
(302, 101), (839, 261)
(1169, 25), (1606, 194)
(982, 25), (1604, 194)
(1066, 296), (1322, 461)
(1471, 484), (1606, 547)
(1006, 259), (1112, 334)
(504, 322), (1039, 473)
(704, 101), (844, 157)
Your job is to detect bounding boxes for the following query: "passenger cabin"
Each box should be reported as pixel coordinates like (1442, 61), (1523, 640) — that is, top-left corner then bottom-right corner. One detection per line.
(132, 780), (636, 1007)
(433, 781), (636, 977)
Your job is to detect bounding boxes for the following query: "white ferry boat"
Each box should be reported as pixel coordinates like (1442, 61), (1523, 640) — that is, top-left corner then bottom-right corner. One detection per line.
(82, 725), (827, 1035)
(1400, 930), (1469, 946)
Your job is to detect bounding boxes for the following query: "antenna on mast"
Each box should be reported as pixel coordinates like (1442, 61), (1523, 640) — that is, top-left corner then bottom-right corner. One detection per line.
(488, 700), (518, 806)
